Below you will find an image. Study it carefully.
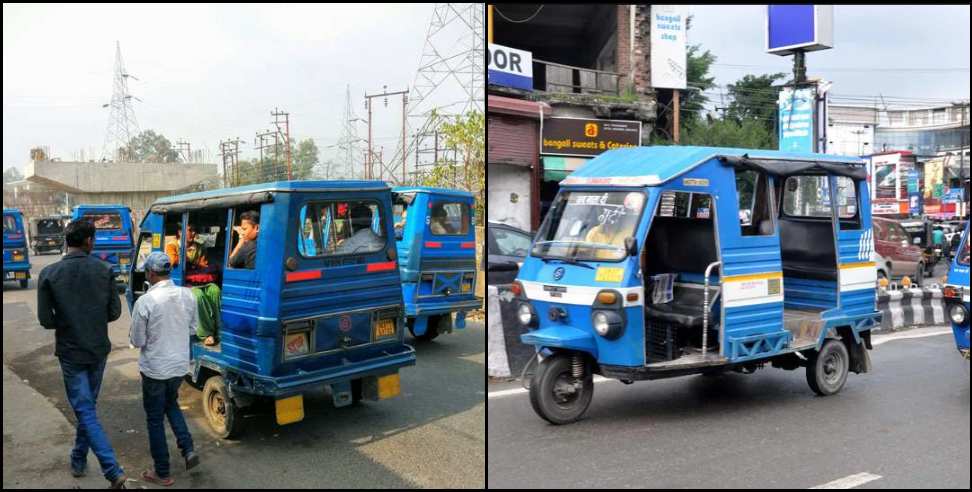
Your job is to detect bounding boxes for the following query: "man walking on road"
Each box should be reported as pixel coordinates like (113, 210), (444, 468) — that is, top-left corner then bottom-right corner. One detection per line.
(129, 252), (200, 486)
(37, 219), (128, 489)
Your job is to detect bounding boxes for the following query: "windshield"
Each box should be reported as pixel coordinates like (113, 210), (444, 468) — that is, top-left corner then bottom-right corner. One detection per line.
(82, 212), (123, 230)
(532, 190), (646, 262)
(960, 230), (970, 266)
(3, 215), (20, 234)
(36, 219), (63, 235)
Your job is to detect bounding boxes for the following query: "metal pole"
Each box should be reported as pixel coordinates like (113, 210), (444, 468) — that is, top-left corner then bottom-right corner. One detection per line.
(402, 92), (408, 184)
(673, 89), (680, 144)
(367, 98), (373, 180)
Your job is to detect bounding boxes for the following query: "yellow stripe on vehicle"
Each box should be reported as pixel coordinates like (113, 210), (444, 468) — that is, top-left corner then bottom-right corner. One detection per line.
(723, 271), (783, 283)
(840, 261), (875, 270)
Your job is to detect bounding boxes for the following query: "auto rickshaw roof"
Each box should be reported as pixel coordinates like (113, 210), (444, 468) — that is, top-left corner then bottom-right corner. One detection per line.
(74, 204), (130, 210)
(149, 180), (392, 213)
(562, 146), (866, 187)
(391, 186), (473, 199)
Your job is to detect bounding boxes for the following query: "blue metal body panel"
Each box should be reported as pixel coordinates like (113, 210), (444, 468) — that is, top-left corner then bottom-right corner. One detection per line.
(946, 223), (970, 352)
(516, 146), (880, 373)
(2, 209), (31, 280)
(71, 204), (134, 283)
(128, 181), (416, 398)
(392, 187), (478, 336)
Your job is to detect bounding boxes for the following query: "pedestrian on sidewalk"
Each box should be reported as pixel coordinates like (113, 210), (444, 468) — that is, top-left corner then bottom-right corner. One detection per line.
(129, 251), (201, 487)
(37, 219), (128, 489)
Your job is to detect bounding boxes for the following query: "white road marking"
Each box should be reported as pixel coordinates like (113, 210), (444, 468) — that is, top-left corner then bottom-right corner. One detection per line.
(488, 376), (611, 400)
(810, 472), (882, 489)
(488, 328), (954, 400)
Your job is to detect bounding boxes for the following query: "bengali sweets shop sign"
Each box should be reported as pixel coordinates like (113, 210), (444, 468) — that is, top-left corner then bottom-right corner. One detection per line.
(541, 118), (642, 157)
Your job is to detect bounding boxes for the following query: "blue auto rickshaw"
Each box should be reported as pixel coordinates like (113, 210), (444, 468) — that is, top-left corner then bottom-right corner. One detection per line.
(943, 220), (970, 360)
(392, 187), (480, 341)
(3, 208), (31, 288)
(513, 146), (881, 424)
(127, 180), (416, 438)
(71, 204), (135, 291)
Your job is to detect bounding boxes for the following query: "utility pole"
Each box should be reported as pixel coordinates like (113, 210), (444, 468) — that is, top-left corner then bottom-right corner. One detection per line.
(272, 108), (292, 180)
(364, 85), (409, 182)
(175, 140), (191, 163)
(255, 129), (275, 183)
(219, 137), (244, 187)
(672, 90), (680, 144)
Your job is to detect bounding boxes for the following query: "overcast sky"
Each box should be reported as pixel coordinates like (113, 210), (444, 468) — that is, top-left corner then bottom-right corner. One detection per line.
(3, 3), (474, 175)
(686, 5), (970, 109)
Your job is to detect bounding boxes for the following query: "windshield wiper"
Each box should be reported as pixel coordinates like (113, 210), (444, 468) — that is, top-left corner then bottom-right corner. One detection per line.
(539, 256), (595, 270)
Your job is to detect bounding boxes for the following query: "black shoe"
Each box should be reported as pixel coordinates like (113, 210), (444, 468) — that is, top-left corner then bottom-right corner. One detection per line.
(71, 463), (87, 478)
(185, 451), (200, 471)
(109, 474), (128, 489)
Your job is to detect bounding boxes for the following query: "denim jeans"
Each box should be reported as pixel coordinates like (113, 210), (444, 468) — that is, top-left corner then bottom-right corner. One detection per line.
(141, 373), (194, 479)
(59, 357), (124, 483)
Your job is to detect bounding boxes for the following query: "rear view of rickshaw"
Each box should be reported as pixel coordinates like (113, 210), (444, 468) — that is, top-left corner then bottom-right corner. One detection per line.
(513, 146), (881, 424)
(72, 204), (135, 292)
(942, 221), (970, 360)
(29, 216), (66, 255)
(392, 187), (479, 341)
(128, 181), (415, 438)
(3, 208), (31, 288)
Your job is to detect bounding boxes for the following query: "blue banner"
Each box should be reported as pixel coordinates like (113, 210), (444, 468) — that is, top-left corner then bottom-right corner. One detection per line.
(778, 86), (815, 153)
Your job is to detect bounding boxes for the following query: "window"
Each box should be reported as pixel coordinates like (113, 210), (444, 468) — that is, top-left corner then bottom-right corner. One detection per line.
(491, 228), (532, 257)
(36, 219), (62, 235)
(183, 210), (227, 285)
(960, 234), (970, 266)
(228, 208), (261, 269)
(659, 191), (710, 219)
(783, 176), (834, 218)
(429, 202), (470, 236)
(3, 215), (17, 233)
(135, 233), (154, 271)
(82, 212), (122, 230)
(834, 177), (859, 223)
(297, 200), (386, 258)
(886, 223), (908, 242)
(735, 170), (774, 236)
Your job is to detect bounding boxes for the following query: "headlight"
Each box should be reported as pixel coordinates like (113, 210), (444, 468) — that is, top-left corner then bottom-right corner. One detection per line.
(949, 304), (968, 325)
(517, 303), (535, 326)
(591, 310), (623, 340)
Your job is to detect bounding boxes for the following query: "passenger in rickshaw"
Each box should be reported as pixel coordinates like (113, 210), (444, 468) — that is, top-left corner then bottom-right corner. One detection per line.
(229, 211), (259, 269)
(335, 204), (383, 254)
(429, 205), (456, 235)
(165, 223), (210, 271)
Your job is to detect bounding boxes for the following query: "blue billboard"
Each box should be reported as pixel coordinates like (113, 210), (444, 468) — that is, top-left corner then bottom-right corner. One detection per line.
(778, 86), (815, 153)
(766, 5), (834, 56)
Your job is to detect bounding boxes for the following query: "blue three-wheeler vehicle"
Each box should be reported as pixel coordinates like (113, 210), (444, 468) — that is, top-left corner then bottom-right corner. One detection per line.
(943, 220), (970, 360)
(513, 146), (882, 424)
(3, 208), (31, 289)
(72, 204), (135, 291)
(392, 187), (480, 341)
(128, 181), (416, 438)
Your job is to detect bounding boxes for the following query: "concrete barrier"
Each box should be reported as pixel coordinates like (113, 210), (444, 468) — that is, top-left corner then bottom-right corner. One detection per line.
(876, 284), (946, 332)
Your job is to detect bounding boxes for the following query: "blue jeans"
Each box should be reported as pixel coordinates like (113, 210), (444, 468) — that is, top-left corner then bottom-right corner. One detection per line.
(141, 373), (194, 479)
(59, 357), (124, 482)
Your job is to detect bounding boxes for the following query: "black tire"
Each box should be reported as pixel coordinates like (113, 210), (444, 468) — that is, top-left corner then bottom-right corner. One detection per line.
(350, 379), (363, 405)
(529, 354), (593, 425)
(19, 279), (28, 289)
(202, 376), (244, 439)
(807, 340), (850, 396)
(409, 316), (441, 342)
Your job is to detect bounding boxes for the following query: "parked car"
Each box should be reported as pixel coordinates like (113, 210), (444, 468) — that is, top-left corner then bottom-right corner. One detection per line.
(873, 216), (926, 286)
(487, 220), (532, 286)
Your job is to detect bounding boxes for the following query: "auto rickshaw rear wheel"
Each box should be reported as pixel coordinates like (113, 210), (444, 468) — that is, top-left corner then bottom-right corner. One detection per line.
(806, 339), (849, 397)
(408, 315), (444, 342)
(19, 279), (28, 289)
(202, 376), (244, 439)
(529, 354), (593, 425)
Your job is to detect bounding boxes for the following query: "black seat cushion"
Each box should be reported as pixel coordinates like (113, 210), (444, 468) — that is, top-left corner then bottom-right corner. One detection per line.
(645, 302), (704, 328)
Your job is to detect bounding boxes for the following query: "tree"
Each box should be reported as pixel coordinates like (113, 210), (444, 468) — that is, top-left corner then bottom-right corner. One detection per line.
(682, 116), (776, 149)
(120, 130), (179, 163)
(291, 138), (319, 180)
(3, 167), (24, 184)
(726, 72), (787, 143)
(421, 110), (485, 223)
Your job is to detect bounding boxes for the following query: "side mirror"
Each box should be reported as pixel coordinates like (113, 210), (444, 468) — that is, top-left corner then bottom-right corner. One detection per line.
(624, 236), (638, 257)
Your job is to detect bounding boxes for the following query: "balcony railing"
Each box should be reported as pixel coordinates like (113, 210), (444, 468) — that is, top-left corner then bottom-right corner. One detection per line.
(533, 58), (623, 97)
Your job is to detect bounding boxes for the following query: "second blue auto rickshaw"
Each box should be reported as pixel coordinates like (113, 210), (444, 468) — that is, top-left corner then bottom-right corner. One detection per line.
(128, 180), (415, 438)
(943, 220), (970, 360)
(513, 146), (882, 424)
(72, 204), (134, 291)
(3, 208), (31, 288)
(392, 187), (480, 341)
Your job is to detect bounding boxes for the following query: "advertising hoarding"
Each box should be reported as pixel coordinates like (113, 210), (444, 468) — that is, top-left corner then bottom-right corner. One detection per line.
(778, 85), (815, 153)
(650, 5), (688, 90)
(766, 5), (834, 55)
(541, 118), (642, 158)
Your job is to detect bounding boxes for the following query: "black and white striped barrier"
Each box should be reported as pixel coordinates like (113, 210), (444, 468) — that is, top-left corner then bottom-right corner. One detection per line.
(876, 284), (946, 332)
(487, 285), (537, 379)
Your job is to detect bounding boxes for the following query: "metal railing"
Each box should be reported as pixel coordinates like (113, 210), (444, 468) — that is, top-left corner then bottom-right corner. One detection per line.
(702, 261), (722, 358)
(533, 58), (623, 96)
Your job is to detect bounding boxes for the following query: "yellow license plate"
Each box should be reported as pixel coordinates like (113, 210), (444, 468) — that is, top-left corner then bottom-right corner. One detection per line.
(15, 272), (27, 279)
(13, 255), (24, 262)
(377, 374), (400, 399)
(119, 257), (130, 264)
(462, 282), (472, 293)
(374, 318), (396, 339)
(275, 395), (304, 425)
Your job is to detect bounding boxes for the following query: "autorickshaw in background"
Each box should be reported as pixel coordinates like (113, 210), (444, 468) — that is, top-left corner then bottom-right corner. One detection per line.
(72, 204), (135, 291)
(29, 215), (66, 255)
(943, 221), (970, 360)
(3, 208), (31, 288)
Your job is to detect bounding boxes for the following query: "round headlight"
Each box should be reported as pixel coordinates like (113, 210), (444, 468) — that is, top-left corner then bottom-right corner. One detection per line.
(518, 303), (534, 326)
(593, 311), (610, 336)
(949, 304), (968, 325)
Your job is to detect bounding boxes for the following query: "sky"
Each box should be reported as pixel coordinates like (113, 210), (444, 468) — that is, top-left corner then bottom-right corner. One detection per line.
(686, 5), (970, 111)
(3, 3), (477, 176)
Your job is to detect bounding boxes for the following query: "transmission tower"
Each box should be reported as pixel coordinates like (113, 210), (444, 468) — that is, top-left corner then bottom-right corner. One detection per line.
(101, 41), (142, 162)
(396, 4), (484, 183)
(338, 85), (365, 179)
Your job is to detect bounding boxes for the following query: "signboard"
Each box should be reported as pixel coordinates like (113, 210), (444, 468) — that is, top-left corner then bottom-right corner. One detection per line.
(487, 43), (533, 91)
(778, 86), (815, 153)
(872, 202), (903, 215)
(943, 188), (965, 203)
(541, 118), (642, 157)
(908, 192), (922, 216)
(871, 153), (902, 200)
(650, 5), (688, 89)
(766, 5), (834, 56)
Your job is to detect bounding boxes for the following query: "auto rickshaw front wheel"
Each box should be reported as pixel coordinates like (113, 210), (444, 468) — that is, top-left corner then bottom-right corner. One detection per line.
(202, 376), (244, 439)
(806, 339), (849, 397)
(529, 353), (593, 425)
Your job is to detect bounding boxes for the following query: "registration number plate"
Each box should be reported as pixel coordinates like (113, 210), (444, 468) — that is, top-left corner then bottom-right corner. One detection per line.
(15, 272), (26, 279)
(284, 332), (310, 358)
(13, 255), (24, 262)
(374, 319), (395, 339)
(119, 257), (130, 265)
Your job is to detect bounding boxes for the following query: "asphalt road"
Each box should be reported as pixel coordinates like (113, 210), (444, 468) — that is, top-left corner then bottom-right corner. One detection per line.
(487, 331), (970, 489)
(3, 253), (485, 489)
